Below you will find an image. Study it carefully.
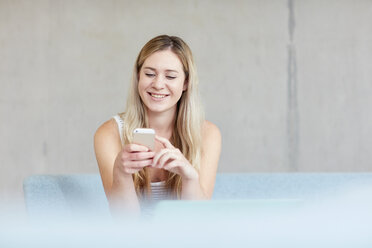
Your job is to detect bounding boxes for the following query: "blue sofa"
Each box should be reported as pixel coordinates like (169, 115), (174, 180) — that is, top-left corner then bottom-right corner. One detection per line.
(23, 172), (372, 218)
(16, 173), (372, 247)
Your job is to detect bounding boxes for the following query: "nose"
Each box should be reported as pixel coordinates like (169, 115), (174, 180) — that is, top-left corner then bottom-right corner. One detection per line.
(152, 75), (165, 90)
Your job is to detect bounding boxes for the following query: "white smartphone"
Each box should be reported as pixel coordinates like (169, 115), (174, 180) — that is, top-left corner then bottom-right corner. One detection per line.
(133, 128), (155, 151)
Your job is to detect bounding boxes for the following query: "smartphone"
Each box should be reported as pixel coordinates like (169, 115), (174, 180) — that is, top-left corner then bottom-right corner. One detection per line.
(133, 128), (155, 151)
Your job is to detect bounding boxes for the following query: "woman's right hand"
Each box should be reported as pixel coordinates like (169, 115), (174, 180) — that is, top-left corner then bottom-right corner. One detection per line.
(114, 144), (155, 176)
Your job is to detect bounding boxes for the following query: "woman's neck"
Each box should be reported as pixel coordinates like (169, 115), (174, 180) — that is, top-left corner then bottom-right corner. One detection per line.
(146, 108), (177, 139)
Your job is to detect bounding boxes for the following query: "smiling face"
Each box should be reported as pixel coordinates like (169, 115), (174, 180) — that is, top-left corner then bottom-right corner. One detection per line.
(138, 49), (187, 115)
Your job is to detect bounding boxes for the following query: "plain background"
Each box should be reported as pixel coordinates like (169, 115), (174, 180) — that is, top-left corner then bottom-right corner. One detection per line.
(1, 0), (372, 203)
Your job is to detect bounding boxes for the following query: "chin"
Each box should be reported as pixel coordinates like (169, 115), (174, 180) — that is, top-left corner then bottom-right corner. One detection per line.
(145, 103), (177, 114)
(147, 107), (170, 114)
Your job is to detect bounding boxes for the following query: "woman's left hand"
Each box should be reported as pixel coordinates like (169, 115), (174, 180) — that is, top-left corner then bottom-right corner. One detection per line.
(152, 135), (199, 181)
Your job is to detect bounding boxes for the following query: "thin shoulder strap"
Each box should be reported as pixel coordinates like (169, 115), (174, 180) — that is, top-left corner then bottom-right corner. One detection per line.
(112, 114), (124, 145)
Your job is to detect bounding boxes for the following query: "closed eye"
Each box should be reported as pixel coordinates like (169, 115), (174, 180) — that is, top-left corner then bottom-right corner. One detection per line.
(166, 76), (176, 80)
(145, 73), (155, 77)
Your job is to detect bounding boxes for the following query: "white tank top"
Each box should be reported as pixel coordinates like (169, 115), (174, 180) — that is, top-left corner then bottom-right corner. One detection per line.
(112, 114), (172, 203)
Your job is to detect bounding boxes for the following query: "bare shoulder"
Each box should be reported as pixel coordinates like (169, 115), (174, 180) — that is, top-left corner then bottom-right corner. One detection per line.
(202, 120), (221, 142)
(201, 120), (221, 156)
(94, 119), (120, 142)
(94, 118), (122, 155)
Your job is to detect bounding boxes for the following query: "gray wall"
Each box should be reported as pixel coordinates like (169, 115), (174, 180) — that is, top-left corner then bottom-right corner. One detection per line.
(1, 0), (372, 202)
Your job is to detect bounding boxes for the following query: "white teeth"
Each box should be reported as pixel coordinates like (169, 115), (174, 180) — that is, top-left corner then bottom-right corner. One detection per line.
(151, 93), (166, 98)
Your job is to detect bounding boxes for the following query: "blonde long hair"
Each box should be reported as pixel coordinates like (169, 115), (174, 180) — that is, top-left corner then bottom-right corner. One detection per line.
(120, 35), (204, 198)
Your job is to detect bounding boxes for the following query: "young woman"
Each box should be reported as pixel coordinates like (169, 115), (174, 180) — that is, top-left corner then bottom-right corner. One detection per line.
(94, 35), (221, 216)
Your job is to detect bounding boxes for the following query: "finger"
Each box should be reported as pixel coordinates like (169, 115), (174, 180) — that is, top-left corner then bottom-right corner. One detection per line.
(155, 135), (175, 149)
(157, 152), (178, 168)
(152, 149), (169, 168)
(163, 160), (179, 171)
(123, 167), (144, 175)
(124, 143), (149, 152)
(125, 159), (153, 169)
(128, 151), (155, 161)
(152, 149), (171, 168)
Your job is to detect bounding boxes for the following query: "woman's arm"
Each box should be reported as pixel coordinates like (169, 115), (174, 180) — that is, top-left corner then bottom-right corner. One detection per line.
(184, 121), (221, 199)
(94, 119), (154, 217)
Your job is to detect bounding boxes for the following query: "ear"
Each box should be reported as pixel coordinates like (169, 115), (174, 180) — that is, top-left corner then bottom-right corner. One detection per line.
(183, 80), (188, 91)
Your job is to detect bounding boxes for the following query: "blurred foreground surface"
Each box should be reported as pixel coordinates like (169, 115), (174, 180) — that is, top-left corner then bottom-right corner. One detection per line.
(1, 185), (372, 248)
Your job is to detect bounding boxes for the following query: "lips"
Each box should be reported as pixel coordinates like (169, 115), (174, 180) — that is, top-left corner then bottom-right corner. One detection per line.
(148, 92), (169, 99)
